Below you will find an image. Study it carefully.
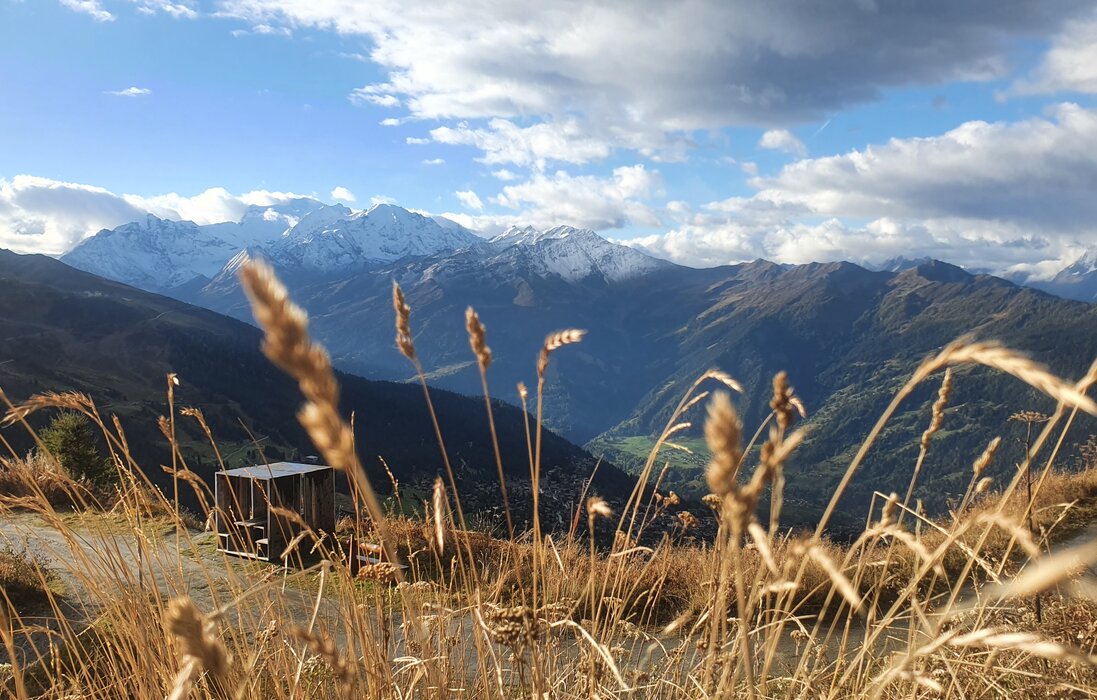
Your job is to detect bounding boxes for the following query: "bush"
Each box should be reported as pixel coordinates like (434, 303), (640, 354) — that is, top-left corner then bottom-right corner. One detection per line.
(39, 412), (114, 486)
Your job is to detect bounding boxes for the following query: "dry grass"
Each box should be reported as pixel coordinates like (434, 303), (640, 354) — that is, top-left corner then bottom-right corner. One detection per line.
(1, 263), (1097, 698)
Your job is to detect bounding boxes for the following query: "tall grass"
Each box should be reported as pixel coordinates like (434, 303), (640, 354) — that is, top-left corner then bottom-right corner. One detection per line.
(1, 260), (1097, 698)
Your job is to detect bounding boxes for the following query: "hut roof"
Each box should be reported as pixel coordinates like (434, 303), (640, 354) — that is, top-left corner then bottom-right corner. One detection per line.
(218, 461), (332, 480)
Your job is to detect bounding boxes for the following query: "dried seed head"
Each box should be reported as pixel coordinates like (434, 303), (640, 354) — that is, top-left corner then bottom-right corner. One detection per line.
(973, 436), (1002, 476)
(920, 368), (953, 450)
(880, 492), (900, 526)
(704, 392), (743, 498)
(465, 306), (492, 371)
(676, 510), (699, 530)
(769, 371), (804, 431)
(587, 496), (613, 520)
(392, 281), (416, 361)
(1009, 410), (1050, 424)
(517, 382), (528, 401)
(536, 329), (586, 379)
(165, 597), (228, 681)
(290, 627), (355, 695)
(239, 259), (340, 408)
(432, 477), (446, 552)
(357, 562), (400, 583)
(483, 605), (541, 646)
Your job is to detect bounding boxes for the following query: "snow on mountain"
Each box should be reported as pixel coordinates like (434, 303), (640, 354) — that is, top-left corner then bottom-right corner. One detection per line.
(62, 198), (327, 291)
(61, 201), (667, 296)
(61, 215), (245, 291)
(487, 224), (669, 282)
(265, 203), (482, 271)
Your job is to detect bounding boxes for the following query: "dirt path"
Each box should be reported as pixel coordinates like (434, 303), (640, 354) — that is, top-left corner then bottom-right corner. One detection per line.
(0, 512), (344, 666)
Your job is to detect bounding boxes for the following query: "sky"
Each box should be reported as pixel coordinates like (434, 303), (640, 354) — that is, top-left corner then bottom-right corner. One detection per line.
(2, 1), (1097, 279)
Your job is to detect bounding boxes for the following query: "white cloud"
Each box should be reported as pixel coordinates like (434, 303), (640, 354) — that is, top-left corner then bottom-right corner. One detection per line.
(487, 164), (662, 231)
(405, 137), (430, 145)
(370, 194), (398, 206)
(131, 1), (198, 19)
(218, 0), (1090, 166)
(104, 86), (152, 97)
(421, 158), (445, 166)
(330, 186), (356, 202)
(455, 190), (483, 211)
(59, 0), (114, 22)
(740, 161), (759, 176)
(379, 118), (401, 126)
(758, 129), (806, 156)
(491, 169), (519, 181)
(632, 104), (1097, 277)
(429, 119), (611, 169)
(0, 175), (311, 255)
(1010, 11), (1097, 95)
(230, 23), (292, 38)
(349, 87), (401, 108)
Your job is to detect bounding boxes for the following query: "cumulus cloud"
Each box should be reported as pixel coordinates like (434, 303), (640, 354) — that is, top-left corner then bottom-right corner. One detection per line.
(758, 129), (806, 156)
(330, 186), (356, 202)
(105, 86), (152, 97)
(487, 165), (662, 231)
(0, 175), (310, 255)
(59, 0), (114, 22)
(1010, 11), (1097, 95)
(429, 119), (610, 169)
(455, 190), (483, 211)
(421, 158), (445, 166)
(632, 104), (1097, 278)
(218, 0), (1091, 165)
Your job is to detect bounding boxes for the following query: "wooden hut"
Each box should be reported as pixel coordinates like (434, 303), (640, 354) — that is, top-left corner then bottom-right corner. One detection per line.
(214, 462), (335, 564)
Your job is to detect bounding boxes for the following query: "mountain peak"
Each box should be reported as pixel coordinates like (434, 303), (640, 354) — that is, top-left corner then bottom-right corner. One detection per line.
(894, 259), (972, 284)
(487, 223), (667, 282)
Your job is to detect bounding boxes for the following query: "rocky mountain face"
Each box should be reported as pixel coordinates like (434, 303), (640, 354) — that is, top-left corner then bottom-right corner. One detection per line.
(53, 205), (1097, 525)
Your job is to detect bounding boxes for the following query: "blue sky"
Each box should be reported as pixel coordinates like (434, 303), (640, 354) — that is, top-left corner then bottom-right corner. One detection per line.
(2, 0), (1097, 279)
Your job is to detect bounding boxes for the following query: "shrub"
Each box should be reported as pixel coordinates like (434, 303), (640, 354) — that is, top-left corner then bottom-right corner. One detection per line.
(39, 411), (114, 486)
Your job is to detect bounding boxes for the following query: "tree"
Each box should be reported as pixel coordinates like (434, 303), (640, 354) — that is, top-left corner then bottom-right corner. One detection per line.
(40, 411), (115, 486)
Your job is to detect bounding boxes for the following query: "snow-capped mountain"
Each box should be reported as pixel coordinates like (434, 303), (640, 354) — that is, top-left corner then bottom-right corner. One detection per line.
(62, 201), (668, 296)
(264, 203), (482, 271)
(61, 214), (244, 291)
(62, 198), (327, 291)
(1025, 250), (1097, 302)
(487, 225), (669, 282)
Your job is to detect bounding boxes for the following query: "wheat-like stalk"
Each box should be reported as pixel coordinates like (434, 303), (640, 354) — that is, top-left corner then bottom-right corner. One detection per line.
(928, 342), (1097, 415)
(432, 476), (446, 552)
(465, 307), (492, 371)
(238, 259), (400, 574)
(392, 280), (416, 361)
(536, 329), (586, 379)
(164, 596), (228, 696)
(290, 627), (355, 698)
(704, 392), (743, 499)
(919, 368), (952, 450)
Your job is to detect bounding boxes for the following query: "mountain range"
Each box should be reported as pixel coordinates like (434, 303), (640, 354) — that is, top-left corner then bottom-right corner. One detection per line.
(0, 249), (631, 526)
(57, 201), (1097, 525)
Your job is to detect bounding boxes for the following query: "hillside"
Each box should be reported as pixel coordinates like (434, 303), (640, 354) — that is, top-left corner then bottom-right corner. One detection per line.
(0, 250), (632, 525)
